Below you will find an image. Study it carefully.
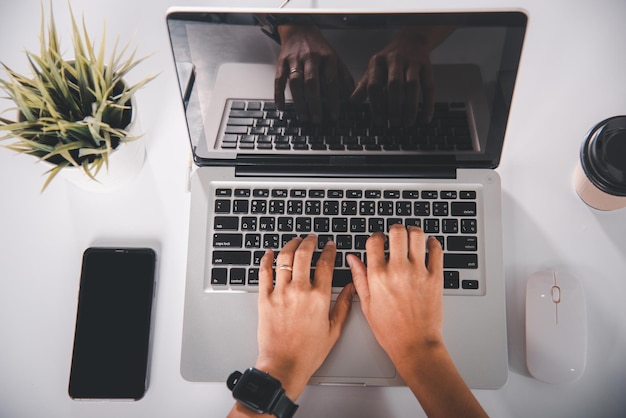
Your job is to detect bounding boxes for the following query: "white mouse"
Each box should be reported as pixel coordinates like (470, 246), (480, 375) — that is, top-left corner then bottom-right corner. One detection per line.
(526, 270), (587, 384)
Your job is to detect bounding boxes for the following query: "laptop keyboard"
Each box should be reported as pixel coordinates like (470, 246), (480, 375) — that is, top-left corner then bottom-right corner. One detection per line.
(207, 183), (484, 296)
(219, 100), (474, 152)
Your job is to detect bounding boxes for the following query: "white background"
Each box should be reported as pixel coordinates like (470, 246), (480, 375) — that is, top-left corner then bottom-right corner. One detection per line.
(1, 0), (625, 417)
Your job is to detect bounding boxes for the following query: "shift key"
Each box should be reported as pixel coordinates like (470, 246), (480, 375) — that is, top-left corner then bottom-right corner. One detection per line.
(212, 251), (251, 265)
(444, 253), (478, 269)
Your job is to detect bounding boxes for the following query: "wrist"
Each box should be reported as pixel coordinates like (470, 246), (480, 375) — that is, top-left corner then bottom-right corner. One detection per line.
(254, 359), (308, 401)
(388, 335), (446, 374)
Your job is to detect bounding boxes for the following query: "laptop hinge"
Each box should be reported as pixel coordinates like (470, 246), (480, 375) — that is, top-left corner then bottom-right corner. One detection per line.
(234, 155), (457, 179)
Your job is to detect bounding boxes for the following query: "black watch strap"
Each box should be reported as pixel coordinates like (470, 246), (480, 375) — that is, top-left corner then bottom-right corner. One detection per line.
(271, 389), (299, 418)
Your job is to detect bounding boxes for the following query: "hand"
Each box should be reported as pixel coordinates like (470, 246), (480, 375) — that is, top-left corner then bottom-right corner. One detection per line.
(350, 30), (436, 127)
(275, 24), (355, 123)
(347, 225), (444, 364)
(347, 225), (487, 417)
(255, 235), (355, 401)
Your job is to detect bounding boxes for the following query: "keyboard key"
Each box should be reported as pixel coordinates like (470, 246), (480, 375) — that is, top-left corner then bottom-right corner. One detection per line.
(244, 234), (261, 248)
(215, 200), (231, 213)
(413, 202), (430, 216)
(214, 216), (238, 230)
(332, 218), (348, 232)
(451, 202), (477, 216)
(440, 191), (458, 199)
(444, 271), (460, 289)
(248, 268), (259, 285)
(442, 219), (459, 234)
(314, 217), (330, 232)
(216, 189), (232, 197)
(444, 253), (478, 269)
(213, 233), (243, 248)
(230, 268), (246, 285)
(211, 268), (228, 285)
(424, 219), (439, 233)
(460, 191), (477, 199)
(235, 188), (251, 197)
(447, 236), (478, 251)
(402, 190), (420, 199)
(241, 217), (257, 231)
(432, 202), (449, 216)
(461, 219), (478, 234)
(462, 280), (479, 289)
(384, 190), (400, 199)
(212, 251), (251, 265)
(336, 235), (352, 249)
(309, 189), (325, 198)
(350, 218), (366, 233)
(342, 201), (358, 215)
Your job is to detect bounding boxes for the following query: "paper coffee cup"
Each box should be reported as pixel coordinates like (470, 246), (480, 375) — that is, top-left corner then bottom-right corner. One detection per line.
(575, 116), (626, 211)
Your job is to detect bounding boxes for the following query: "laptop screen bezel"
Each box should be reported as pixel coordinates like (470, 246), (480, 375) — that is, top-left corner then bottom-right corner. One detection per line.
(166, 9), (528, 173)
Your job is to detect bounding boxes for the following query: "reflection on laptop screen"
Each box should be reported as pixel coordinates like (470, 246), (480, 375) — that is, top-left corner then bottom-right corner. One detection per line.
(167, 11), (526, 169)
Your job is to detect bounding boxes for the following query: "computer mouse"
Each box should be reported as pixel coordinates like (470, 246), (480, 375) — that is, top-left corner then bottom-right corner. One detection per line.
(526, 270), (587, 383)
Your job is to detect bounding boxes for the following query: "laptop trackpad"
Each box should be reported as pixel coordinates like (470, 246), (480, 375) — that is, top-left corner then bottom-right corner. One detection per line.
(314, 301), (396, 379)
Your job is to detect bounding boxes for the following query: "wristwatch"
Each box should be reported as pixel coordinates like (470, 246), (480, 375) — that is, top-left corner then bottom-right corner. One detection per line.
(227, 368), (299, 418)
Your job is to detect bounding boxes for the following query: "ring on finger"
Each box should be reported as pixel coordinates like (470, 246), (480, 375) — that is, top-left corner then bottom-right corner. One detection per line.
(289, 67), (302, 77)
(276, 264), (293, 272)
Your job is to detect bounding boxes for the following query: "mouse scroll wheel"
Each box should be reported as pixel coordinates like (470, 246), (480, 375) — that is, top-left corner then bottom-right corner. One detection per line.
(551, 286), (561, 303)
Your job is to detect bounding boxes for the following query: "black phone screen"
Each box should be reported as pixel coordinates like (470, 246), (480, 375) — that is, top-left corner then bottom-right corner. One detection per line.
(68, 247), (156, 400)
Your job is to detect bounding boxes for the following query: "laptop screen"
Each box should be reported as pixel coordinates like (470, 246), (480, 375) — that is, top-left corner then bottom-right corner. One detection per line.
(166, 10), (527, 171)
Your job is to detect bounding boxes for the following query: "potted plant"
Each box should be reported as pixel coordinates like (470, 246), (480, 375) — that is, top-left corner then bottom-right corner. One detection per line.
(0, 5), (155, 191)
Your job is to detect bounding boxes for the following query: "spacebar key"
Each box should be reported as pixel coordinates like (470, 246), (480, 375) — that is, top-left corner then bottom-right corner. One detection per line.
(443, 253), (478, 269)
(212, 251), (251, 265)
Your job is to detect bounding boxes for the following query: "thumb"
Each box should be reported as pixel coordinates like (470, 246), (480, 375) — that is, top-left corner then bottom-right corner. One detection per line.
(346, 254), (370, 304)
(329, 283), (355, 338)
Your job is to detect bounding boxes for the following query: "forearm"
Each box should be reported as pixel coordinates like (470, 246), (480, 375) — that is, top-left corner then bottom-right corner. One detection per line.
(394, 342), (487, 418)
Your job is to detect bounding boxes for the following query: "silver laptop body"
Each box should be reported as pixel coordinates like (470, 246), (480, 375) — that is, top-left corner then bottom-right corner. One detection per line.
(166, 8), (527, 389)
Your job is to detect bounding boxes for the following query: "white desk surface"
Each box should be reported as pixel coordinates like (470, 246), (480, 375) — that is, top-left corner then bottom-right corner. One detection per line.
(1, 0), (625, 417)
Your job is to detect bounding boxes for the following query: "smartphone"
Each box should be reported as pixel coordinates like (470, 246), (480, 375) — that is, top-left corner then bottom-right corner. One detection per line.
(68, 247), (157, 400)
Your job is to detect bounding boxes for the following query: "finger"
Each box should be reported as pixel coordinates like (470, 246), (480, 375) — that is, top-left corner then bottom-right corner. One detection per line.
(339, 63), (356, 98)
(387, 223), (409, 263)
(287, 58), (307, 122)
(275, 59), (288, 110)
(258, 249), (275, 298)
(426, 235), (444, 276)
(365, 231), (387, 269)
(386, 56), (404, 127)
(350, 72), (368, 103)
(304, 55), (322, 123)
(368, 55), (387, 126)
(403, 64), (420, 126)
(322, 56), (340, 120)
(346, 254), (369, 304)
(291, 234), (317, 286)
(419, 60), (435, 124)
(329, 283), (355, 341)
(313, 239), (336, 293)
(407, 226), (427, 267)
(275, 236), (303, 287)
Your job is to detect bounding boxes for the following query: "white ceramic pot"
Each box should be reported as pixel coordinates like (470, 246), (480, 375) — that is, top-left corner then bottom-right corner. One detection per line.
(40, 96), (146, 193)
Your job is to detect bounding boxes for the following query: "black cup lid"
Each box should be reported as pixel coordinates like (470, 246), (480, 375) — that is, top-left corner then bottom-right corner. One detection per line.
(581, 116), (626, 196)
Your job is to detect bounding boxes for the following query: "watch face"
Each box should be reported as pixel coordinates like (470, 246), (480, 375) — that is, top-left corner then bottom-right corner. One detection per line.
(233, 368), (282, 412)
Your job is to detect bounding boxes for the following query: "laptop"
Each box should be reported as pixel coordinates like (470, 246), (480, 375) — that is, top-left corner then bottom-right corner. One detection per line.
(166, 8), (527, 389)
